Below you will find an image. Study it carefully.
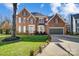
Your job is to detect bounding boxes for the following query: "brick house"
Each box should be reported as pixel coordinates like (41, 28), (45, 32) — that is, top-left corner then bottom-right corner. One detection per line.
(16, 8), (48, 34)
(16, 8), (67, 35)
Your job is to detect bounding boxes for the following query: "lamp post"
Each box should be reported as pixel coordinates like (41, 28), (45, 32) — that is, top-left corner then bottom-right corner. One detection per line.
(12, 3), (17, 37)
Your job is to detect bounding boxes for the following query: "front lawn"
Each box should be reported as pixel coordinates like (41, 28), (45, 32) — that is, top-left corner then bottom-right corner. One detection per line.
(0, 35), (48, 56)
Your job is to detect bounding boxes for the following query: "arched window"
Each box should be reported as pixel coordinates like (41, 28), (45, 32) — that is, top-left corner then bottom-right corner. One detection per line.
(29, 18), (34, 24)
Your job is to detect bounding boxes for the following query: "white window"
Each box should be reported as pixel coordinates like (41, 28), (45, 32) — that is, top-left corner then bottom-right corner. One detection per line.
(18, 26), (21, 33)
(19, 17), (21, 23)
(23, 26), (26, 33)
(38, 25), (45, 32)
(29, 18), (34, 24)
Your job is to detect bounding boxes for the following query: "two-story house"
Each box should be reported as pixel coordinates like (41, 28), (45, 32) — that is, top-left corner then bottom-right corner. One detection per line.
(16, 8), (67, 35)
(16, 8), (48, 34)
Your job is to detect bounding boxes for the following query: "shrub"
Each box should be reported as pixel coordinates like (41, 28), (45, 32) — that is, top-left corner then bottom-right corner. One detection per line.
(5, 29), (10, 34)
(30, 50), (34, 56)
(38, 46), (42, 53)
(48, 35), (51, 42)
(46, 40), (49, 44)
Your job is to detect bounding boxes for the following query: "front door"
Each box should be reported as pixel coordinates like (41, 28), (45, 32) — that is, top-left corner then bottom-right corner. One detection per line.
(28, 25), (35, 33)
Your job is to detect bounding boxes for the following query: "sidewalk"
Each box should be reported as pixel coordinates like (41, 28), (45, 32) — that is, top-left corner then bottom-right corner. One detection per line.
(37, 40), (79, 56)
(59, 40), (79, 56)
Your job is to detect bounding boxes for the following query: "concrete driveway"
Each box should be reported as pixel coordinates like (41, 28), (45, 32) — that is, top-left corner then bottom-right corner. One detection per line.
(37, 35), (79, 56)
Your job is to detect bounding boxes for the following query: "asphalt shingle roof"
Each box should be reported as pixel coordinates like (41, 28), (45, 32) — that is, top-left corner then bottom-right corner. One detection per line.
(31, 12), (46, 16)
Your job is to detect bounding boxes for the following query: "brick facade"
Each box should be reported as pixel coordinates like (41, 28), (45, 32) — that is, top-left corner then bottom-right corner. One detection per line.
(16, 8), (67, 34)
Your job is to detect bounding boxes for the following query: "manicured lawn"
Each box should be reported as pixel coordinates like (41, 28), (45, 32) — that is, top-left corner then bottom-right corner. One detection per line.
(0, 35), (48, 56)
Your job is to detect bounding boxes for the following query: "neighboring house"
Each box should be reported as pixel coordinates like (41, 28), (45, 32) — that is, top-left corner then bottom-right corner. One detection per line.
(16, 8), (67, 35)
(0, 20), (11, 34)
(71, 14), (79, 34)
(46, 14), (67, 34)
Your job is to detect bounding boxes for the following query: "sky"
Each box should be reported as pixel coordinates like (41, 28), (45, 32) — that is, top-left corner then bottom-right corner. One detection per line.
(0, 3), (79, 23)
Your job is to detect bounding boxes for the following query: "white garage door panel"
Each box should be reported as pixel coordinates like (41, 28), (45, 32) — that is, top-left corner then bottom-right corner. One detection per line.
(49, 27), (64, 34)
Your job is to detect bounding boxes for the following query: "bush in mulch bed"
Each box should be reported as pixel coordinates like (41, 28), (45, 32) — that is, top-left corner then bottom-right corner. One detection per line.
(2, 36), (20, 42)
(30, 50), (34, 56)
(46, 40), (49, 44)
(38, 46), (42, 53)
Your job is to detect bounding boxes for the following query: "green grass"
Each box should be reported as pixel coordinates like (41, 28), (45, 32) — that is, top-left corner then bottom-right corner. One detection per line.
(0, 35), (48, 56)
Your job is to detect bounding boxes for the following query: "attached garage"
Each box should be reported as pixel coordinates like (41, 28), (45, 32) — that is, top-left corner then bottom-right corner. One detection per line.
(47, 13), (67, 35)
(49, 27), (64, 34)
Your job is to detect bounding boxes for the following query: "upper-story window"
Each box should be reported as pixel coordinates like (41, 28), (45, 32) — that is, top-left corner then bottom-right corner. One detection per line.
(22, 12), (27, 16)
(39, 18), (44, 24)
(29, 18), (34, 24)
(18, 17), (21, 23)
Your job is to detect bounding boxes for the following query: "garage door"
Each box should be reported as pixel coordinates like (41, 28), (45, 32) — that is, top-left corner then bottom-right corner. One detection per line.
(49, 28), (64, 34)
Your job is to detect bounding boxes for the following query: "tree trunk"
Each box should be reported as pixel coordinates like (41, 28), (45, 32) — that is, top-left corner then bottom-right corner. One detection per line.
(12, 3), (17, 37)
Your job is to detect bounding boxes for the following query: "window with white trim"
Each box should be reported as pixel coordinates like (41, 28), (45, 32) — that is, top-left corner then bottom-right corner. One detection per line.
(29, 18), (34, 24)
(19, 17), (21, 23)
(23, 26), (26, 33)
(18, 26), (21, 33)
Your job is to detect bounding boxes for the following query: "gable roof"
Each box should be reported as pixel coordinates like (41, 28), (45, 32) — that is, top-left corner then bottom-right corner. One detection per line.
(16, 8), (36, 20)
(46, 13), (66, 25)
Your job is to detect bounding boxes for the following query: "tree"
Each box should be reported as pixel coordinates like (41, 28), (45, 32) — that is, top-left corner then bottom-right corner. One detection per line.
(12, 3), (17, 37)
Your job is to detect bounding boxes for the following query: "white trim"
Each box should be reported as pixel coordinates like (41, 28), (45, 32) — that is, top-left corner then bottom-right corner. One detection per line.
(48, 27), (64, 34)
(73, 17), (76, 34)
(46, 13), (66, 25)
